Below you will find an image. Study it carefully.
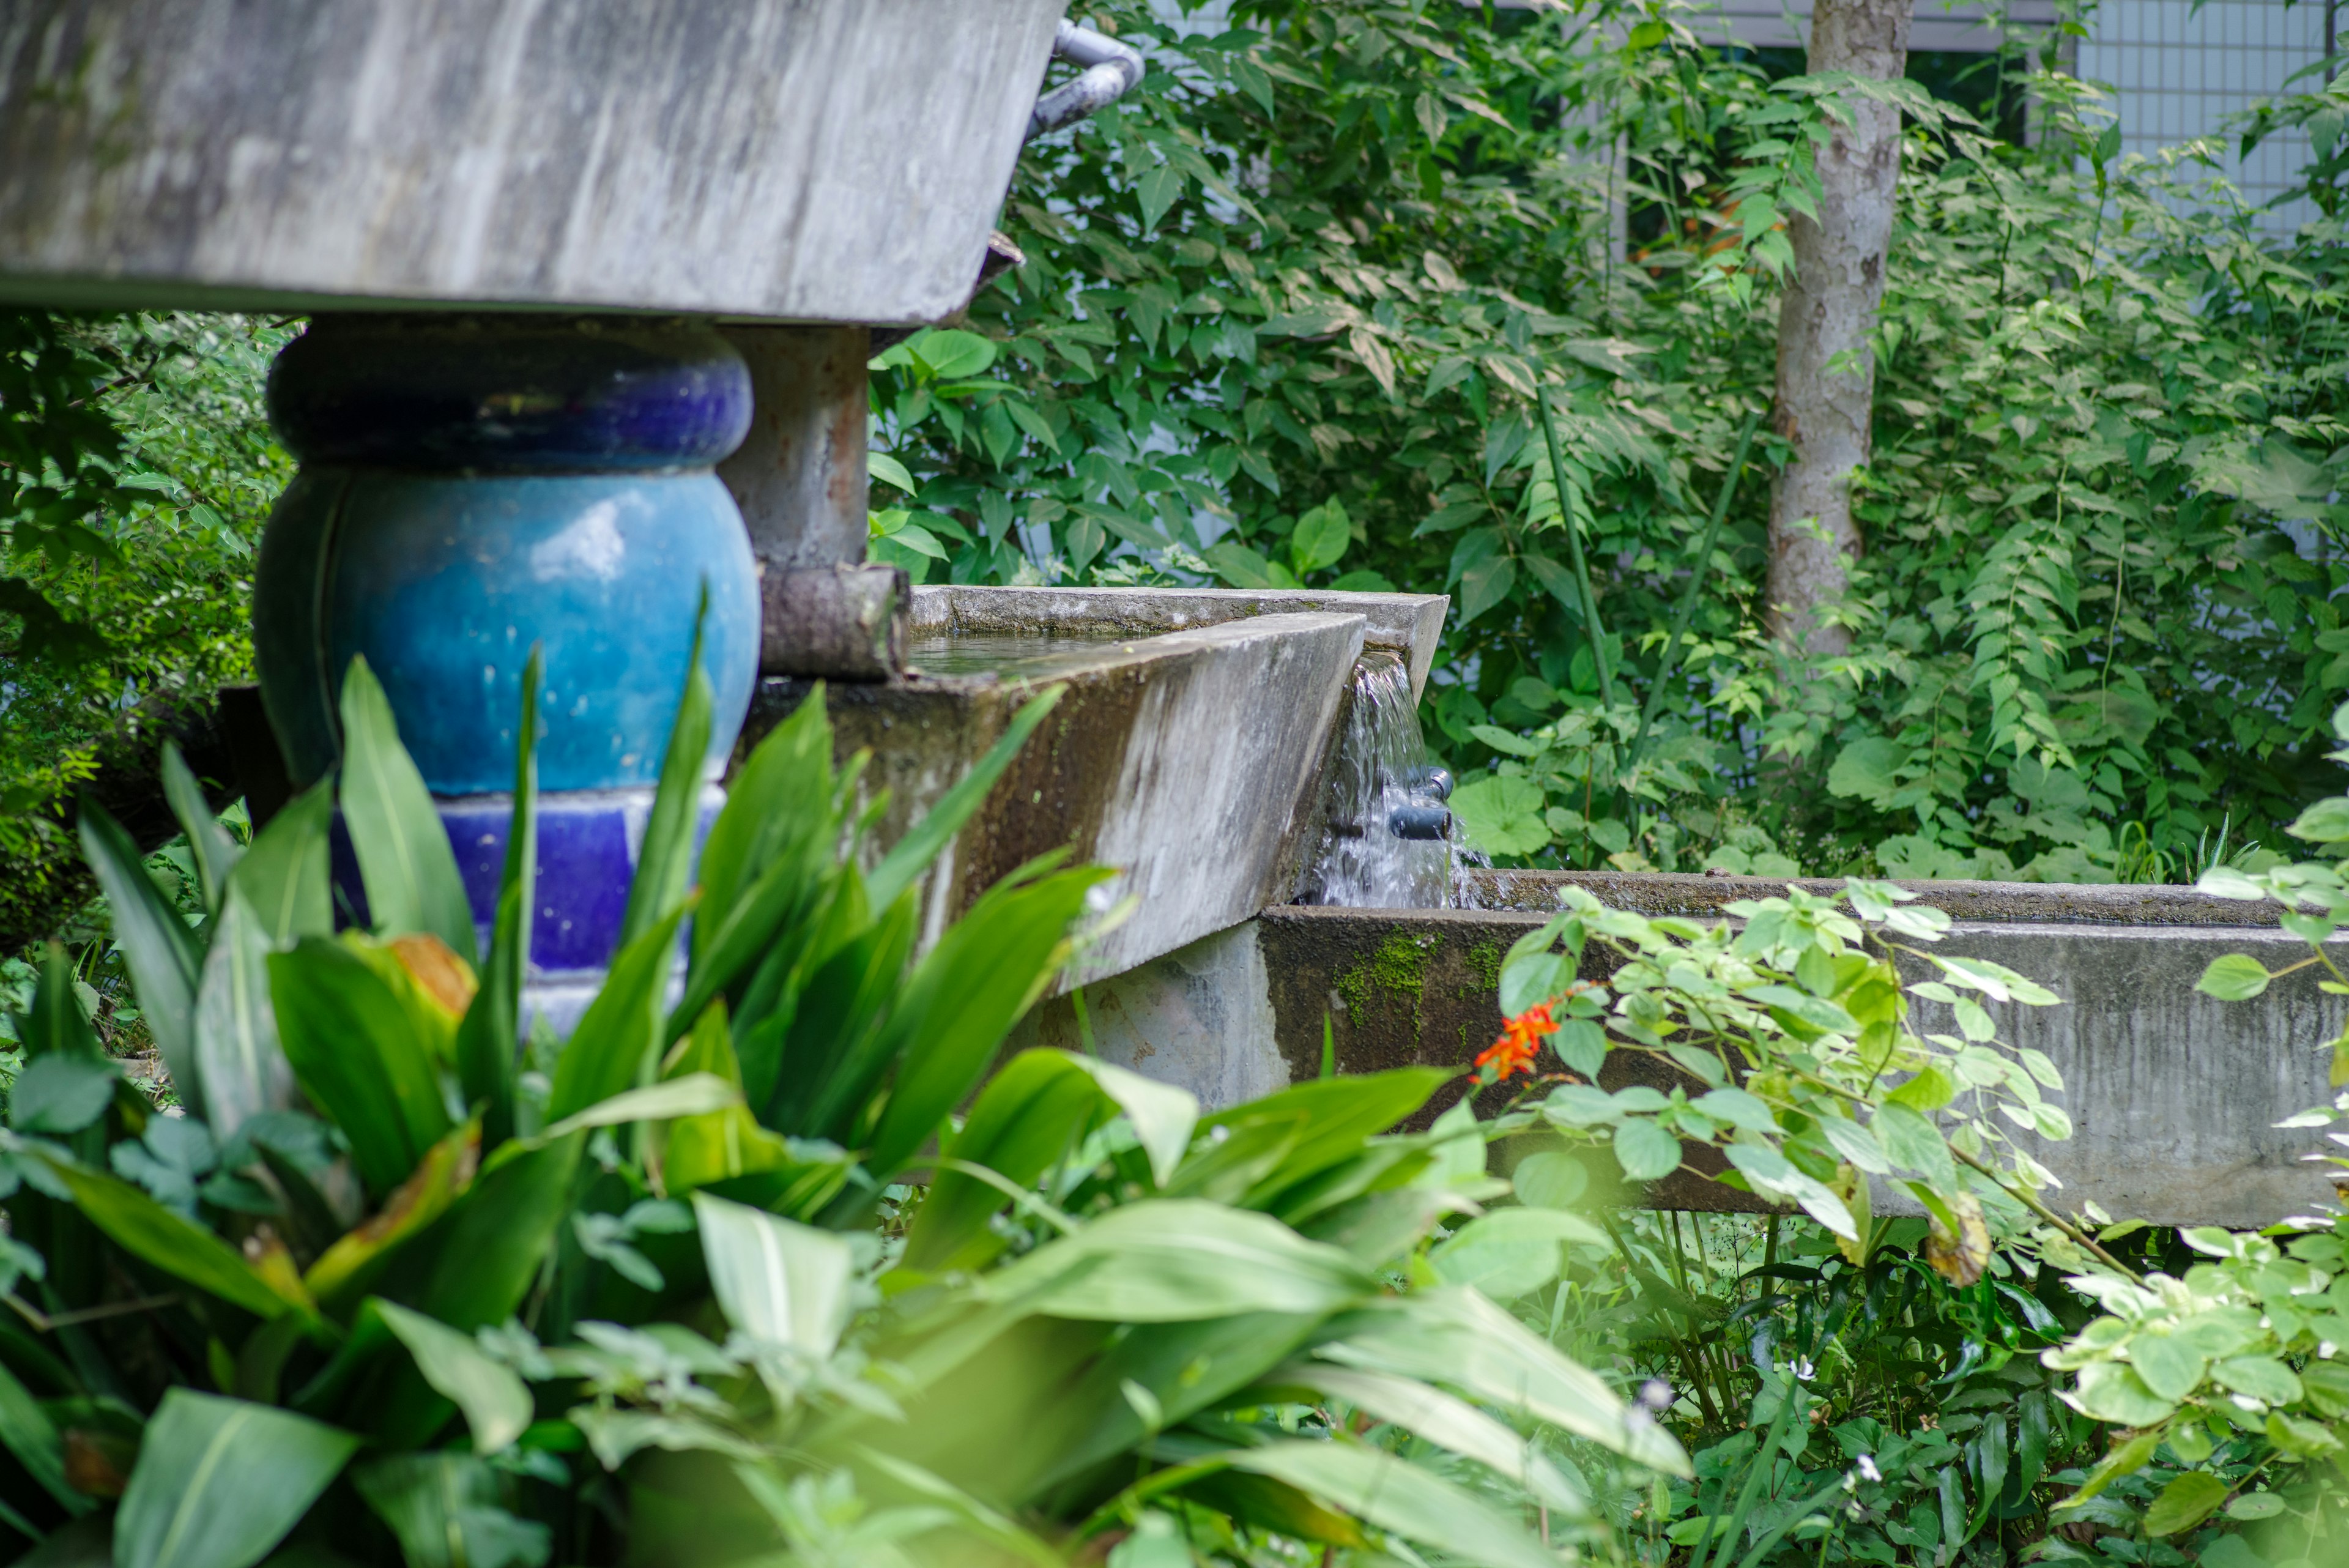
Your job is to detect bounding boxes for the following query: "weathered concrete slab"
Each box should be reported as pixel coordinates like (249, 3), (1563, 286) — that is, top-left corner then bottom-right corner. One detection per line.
(739, 613), (1366, 989)
(1056, 902), (2341, 1228)
(1468, 868), (2288, 926)
(910, 585), (1451, 701)
(0, 1), (1062, 321)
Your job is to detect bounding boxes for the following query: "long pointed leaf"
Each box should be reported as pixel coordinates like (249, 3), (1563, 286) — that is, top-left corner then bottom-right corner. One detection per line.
(78, 800), (204, 1119)
(453, 647), (539, 1148)
(269, 938), (455, 1198)
(374, 1301), (532, 1455)
(618, 604), (711, 952)
(0, 1356), (87, 1516)
(338, 656), (476, 964)
(694, 1193), (853, 1362)
(1224, 1440), (1557, 1568)
(191, 886), (295, 1145)
(866, 686), (1066, 911)
(546, 904), (691, 1123)
(114, 1390), (358, 1568)
(225, 779), (332, 945)
(692, 689), (837, 970)
(160, 742), (240, 917)
(35, 1153), (303, 1320)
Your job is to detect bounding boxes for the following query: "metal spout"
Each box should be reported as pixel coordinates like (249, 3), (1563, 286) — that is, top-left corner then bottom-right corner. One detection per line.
(1387, 804), (1451, 841)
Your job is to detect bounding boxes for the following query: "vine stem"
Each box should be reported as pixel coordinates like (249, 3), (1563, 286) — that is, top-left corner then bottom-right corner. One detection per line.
(1950, 1145), (2145, 1284)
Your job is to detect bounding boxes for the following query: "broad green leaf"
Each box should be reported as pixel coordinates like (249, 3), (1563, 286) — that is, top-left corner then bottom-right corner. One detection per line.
(1278, 1363), (1589, 1517)
(12, 944), (103, 1060)
(375, 1301), (532, 1455)
(1450, 775), (1549, 856)
(1318, 1288), (1689, 1474)
(866, 686), (1067, 912)
(351, 1452), (550, 1568)
(338, 655), (477, 965)
(114, 1390), (358, 1568)
(1063, 1053), (1198, 1187)
(911, 329), (997, 381)
(1724, 1143), (1855, 1238)
(981, 1200), (1373, 1322)
(2127, 1329), (2207, 1403)
(79, 799), (204, 1120)
(901, 1049), (1113, 1273)
(10, 1052), (116, 1134)
(540, 1073), (738, 1140)
(695, 1192), (854, 1365)
(305, 1122), (480, 1308)
(1224, 1440), (1556, 1568)
(2212, 1353), (2301, 1405)
(1815, 1112), (1892, 1173)
(408, 1132), (586, 1331)
(2196, 953), (2272, 1001)
(37, 1151), (300, 1320)
(269, 936), (455, 1198)
(546, 904), (690, 1123)
(868, 451), (919, 495)
(1874, 1102), (1956, 1190)
(1290, 501), (1351, 574)
(160, 741), (240, 914)
(2287, 795), (2349, 842)
(657, 1005), (793, 1194)
(689, 690), (837, 977)
(1428, 1207), (1603, 1300)
(226, 779), (333, 945)
(618, 616), (710, 953)
(2143, 1471), (2230, 1537)
(1612, 1118), (1683, 1183)
(1197, 1068), (1452, 1206)
(193, 886), (295, 1144)
(1512, 1150), (1589, 1209)
(2062, 1361), (2177, 1427)
(1138, 163), (1185, 231)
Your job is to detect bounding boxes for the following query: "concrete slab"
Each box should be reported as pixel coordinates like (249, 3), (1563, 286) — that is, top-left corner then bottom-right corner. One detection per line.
(1063, 901), (2342, 1229)
(738, 612), (1367, 989)
(0, 1), (1061, 322)
(910, 585), (1451, 702)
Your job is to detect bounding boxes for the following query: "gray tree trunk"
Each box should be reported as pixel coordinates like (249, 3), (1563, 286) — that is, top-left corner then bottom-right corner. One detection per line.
(1765, 0), (1911, 657)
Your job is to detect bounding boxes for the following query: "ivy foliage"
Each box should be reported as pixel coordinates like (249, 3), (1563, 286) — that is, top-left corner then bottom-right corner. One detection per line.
(874, 0), (2349, 880)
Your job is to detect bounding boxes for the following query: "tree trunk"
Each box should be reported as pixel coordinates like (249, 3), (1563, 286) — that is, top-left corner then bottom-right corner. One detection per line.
(1765, 0), (1910, 658)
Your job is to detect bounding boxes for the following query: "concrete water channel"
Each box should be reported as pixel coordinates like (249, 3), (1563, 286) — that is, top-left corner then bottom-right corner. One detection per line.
(4, 1), (2333, 1232)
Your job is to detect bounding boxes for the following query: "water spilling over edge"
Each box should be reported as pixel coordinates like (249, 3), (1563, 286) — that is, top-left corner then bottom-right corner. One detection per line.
(1293, 651), (1477, 908)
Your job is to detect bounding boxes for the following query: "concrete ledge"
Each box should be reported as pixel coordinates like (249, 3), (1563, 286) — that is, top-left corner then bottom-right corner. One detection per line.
(1057, 904), (2341, 1229)
(910, 585), (1450, 700)
(740, 612), (1367, 989)
(1469, 869), (2288, 927)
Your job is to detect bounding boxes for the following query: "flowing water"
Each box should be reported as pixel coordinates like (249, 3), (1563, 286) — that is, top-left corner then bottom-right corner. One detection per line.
(1293, 650), (1470, 908)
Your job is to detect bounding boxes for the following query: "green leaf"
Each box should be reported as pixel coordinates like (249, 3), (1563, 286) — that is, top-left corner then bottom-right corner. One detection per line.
(1450, 775), (1549, 856)
(160, 741), (240, 914)
(78, 799), (204, 1120)
(1197, 1068), (1452, 1204)
(856, 866), (1108, 1179)
(193, 886), (295, 1144)
(1827, 737), (1903, 806)
(2288, 798), (2349, 842)
(406, 1132), (586, 1331)
(351, 1453), (549, 1568)
(546, 904), (691, 1123)
(982, 1200), (1373, 1322)
(374, 1300), (532, 1454)
(1428, 1208), (1602, 1300)
(0, 1354), (86, 1515)
(1872, 1102), (1956, 1190)
(453, 646), (538, 1148)
(1290, 502), (1351, 574)
(1223, 1440), (1556, 1568)
(338, 656), (477, 965)
(269, 937), (455, 1198)
(36, 1151), (297, 1319)
(1203, 540), (1283, 590)
(9, 1052), (116, 1134)
(1138, 163), (1185, 231)
(2143, 1471), (2230, 1537)
(226, 780), (333, 945)
(911, 329), (997, 381)
(866, 686), (1067, 913)
(694, 1193), (854, 1363)
(1612, 1118), (1683, 1183)
(1455, 551), (1516, 624)
(114, 1390), (358, 1568)
(1318, 1287), (1689, 1474)
(2063, 1361), (2176, 1427)
(868, 451), (919, 496)
(2197, 953), (2273, 1001)
(2212, 1353), (2301, 1405)
(1724, 1143), (1855, 1238)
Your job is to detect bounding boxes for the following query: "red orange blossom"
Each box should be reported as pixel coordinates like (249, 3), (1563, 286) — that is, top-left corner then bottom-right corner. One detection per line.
(1474, 1001), (1556, 1081)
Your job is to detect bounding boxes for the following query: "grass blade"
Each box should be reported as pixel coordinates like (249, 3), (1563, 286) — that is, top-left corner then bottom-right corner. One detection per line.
(619, 598), (713, 952)
(453, 647), (540, 1148)
(867, 685), (1067, 911)
(78, 799), (204, 1120)
(160, 741), (240, 917)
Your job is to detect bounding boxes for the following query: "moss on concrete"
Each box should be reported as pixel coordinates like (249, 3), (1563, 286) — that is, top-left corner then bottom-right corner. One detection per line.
(1336, 930), (1435, 1036)
(1462, 937), (1504, 994)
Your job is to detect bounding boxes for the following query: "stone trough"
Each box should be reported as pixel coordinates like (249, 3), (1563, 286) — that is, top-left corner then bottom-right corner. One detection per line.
(1026, 873), (2343, 1230)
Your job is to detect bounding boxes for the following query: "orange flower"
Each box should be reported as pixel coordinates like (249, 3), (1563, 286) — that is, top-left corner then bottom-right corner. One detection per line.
(1475, 1001), (1557, 1080)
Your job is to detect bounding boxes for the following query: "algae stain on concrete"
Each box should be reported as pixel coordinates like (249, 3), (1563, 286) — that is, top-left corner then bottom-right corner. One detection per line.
(1336, 930), (1437, 1039)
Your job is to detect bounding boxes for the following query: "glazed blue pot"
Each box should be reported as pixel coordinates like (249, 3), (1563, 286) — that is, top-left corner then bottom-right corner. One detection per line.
(251, 314), (759, 995)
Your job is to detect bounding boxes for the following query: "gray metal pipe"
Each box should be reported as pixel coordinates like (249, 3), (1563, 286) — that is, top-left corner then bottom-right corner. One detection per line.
(1027, 20), (1145, 139)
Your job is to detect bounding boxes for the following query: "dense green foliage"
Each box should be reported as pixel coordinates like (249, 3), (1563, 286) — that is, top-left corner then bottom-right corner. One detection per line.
(0, 311), (293, 940)
(870, 0), (2349, 881)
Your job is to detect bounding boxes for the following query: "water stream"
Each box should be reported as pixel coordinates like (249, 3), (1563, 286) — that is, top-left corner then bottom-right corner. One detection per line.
(1292, 650), (1471, 908)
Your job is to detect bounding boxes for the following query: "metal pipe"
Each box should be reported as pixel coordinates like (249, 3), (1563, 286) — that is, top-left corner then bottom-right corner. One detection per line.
(1027, 20), (1145, 141)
